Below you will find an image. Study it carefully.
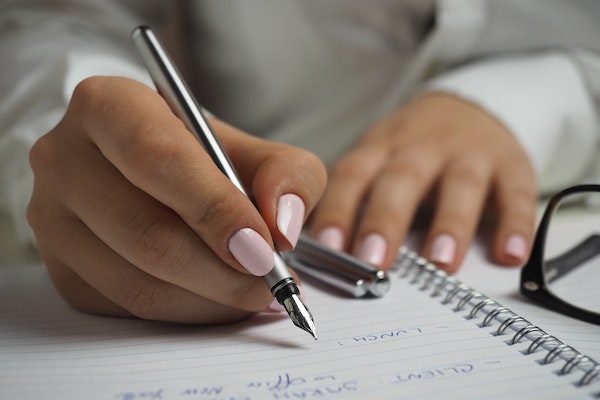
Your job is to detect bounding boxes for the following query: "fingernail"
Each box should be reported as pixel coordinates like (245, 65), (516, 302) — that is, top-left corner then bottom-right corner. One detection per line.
(229, 228), (274, 276)
(316, 226), (344, 251)
(357, 233), (387, 266)
(430, 233), (457, 266)
(505, 233), (527, 262)
(277, 193), (305, 248)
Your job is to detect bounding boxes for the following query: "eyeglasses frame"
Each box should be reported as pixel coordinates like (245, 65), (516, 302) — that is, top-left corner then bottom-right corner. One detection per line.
(520, 184), (600, 326)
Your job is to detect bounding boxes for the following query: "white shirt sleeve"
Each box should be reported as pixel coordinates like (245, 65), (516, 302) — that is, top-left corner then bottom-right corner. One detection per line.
(422, 51), (599, 194)
(0, 4), (153, 244)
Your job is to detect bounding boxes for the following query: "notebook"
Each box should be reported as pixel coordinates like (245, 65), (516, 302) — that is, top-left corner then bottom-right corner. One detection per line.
(1, 246), (599, 400)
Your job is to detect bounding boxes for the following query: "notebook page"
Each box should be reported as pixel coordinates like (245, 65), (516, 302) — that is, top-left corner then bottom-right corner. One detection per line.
(0, 264), (598, 400)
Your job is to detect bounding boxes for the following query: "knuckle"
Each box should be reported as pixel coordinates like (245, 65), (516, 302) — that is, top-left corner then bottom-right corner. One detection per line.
(122, 279), (165, 320)
(270, 146), (328, 199)
(125, 120), (182, 174)
(290, 148), (328, 186)
(73, 76), (184, 175)
(381, 207), (408, 226)
(287, 146), (321, 168)
(228, 277), (271, 312)
(512, 184), (538, 204)
(385, 155), (429, 185)
(329, 154), (372, 182)
(502, 198), (537, 226)
(28, 136), (49, 175)
(29, 134), (59, 179)
(497, 182), (538, 212)
(127, 207), (188, 273)
(438, 212), (472, 230)
(70, 76), (110, 112)
(26, 196), (43, 233)
(506, 188), (538, 212)
(28, 138), (63, 233)
(448, 163), (487, 190)
(190, 190), (240, 231)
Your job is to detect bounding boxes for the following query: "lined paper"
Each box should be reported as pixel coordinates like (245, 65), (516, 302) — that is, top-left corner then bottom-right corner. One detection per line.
(1, 264), (598, 399)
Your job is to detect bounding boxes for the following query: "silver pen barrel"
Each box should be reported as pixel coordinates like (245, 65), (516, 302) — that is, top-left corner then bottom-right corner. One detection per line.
(284, 253), (369, 298)
(132, 25), (316, 339)
(292, 235), (390, 297)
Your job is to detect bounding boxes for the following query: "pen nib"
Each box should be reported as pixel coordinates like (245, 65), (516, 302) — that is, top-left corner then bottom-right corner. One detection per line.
(282, 294), (317, 340)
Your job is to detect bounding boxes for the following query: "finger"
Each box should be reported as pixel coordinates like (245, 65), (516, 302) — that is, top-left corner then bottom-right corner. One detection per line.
(422, 154), (493, 272)
(29, 132), (275, 313)
(309, 143), (390, 252)
(351, 145), (445, 269)
(43, 253), (254, 325)
(67, 76), (275, 277)
(41, 253), (129, 318)
(217, 120), (327, 250)
(29, 200), (267, 324)
(491, 155), (537, 266)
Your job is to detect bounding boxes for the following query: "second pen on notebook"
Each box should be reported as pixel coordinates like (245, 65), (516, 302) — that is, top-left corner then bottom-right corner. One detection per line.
(286, 235), (390, 298)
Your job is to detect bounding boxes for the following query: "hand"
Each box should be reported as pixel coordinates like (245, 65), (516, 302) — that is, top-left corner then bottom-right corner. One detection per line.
(27, 76), (326, 324)
(310, 92), (537, 272)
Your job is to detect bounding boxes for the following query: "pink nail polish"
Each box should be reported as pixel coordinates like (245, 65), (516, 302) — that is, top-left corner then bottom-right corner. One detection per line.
(357, 233), (387, 267)
(505, 234), (527, 261)
(277, 193), (305, 248)
(430, 234), (457, 265)
(316, 226), (344, 251)
(229, 228), (274, 276)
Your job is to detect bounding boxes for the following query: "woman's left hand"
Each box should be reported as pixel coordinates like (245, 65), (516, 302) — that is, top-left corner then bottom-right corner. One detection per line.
(309, 92), (538, 272)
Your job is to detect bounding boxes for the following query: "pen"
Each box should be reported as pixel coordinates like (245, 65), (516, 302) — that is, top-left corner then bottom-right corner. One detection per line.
(131, 25), (316, 339)
(289, 235), (390, 298)
(285, 252), (369, 298)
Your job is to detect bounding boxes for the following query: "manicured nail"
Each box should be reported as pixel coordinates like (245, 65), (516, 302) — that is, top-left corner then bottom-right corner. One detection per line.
(430, 233), (457, 266)
(316, 226), (344, 251)
(505, 233), (528, 262)
(357, 233), (387, 266)
(277, 193), (305, 248)
(229, 228), (274, 276)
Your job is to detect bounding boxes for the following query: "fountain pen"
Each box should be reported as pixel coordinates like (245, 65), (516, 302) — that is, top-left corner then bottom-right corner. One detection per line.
(131, 25), (316, 339)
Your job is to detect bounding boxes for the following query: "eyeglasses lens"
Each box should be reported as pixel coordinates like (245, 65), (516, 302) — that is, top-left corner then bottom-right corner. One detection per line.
(543, 191), (600, 314)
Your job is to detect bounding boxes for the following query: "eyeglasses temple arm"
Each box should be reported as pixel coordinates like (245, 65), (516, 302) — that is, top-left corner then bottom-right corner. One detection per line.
(544, 233), (600, 283)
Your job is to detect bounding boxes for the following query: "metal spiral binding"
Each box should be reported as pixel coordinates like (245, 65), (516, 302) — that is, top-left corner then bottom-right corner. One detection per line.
(510, 325), (544, 345)
(525, 334), (561, 355)
(496, 315), (528, 336)
(394, 248), (600, 390)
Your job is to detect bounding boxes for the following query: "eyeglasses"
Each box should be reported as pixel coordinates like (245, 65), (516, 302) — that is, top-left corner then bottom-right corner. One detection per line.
(520, 184), (600, 325)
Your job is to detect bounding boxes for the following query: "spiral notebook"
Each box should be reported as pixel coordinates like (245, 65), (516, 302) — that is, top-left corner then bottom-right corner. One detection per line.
(1, 248), (599, 400)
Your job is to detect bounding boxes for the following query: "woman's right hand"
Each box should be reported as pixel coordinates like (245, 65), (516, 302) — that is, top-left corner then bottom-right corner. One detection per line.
(27, 76), (327, 324)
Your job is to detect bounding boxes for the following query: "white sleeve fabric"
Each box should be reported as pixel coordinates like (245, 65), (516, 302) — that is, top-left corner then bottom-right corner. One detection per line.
(0, 2), (154, 244)
(423, 51), (599, 194)
(0, 54), (151, 244)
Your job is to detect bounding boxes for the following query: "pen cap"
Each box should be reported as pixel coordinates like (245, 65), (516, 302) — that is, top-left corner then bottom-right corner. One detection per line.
(293, 235), (390, 297)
